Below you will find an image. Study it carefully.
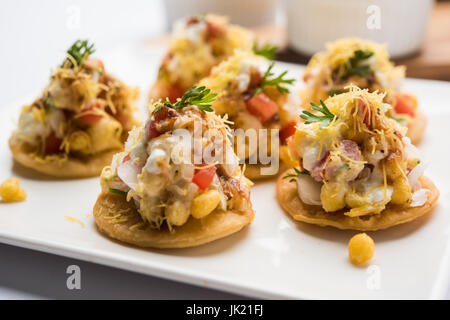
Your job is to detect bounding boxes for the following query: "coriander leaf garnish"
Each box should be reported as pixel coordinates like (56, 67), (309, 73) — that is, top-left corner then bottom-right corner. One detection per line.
(153, 85), (217, 114)
(108, 188), (127, 195)
(253, 43), (278, 60)
(347, 65), (373, 77)
(283, 167), (310, 182)
(300, 100), (337, 128)
(349, 50), (374, 65)
(65, 40), (95, 68)
(327, 88), (345, 97)
(254, 63), (295, 95)
(343, 49), (374, 78)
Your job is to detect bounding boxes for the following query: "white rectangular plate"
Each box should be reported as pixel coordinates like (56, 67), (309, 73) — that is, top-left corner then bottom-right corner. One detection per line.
(0, 42), (449, 299)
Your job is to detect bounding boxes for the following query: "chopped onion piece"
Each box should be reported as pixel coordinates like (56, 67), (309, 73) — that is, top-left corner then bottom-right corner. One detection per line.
(408, 161), (426, 190)
(403, 137), (422, 161)
(296, 175), (322, 206)
(117, 160), (140, 190)
(410, 188), (429, 207)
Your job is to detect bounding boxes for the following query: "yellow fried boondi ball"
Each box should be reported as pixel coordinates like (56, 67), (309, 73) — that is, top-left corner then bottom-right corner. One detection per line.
(348, 233), (374, 265)
(0, 178), (27, 202)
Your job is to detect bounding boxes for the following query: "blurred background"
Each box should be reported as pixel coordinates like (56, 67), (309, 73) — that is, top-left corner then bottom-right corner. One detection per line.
(0, 0), (449, 299)
(1, 0), (449, 105)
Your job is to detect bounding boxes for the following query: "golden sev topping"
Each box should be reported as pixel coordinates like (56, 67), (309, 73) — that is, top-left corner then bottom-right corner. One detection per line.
(307, 38), (404, 79)
(64, 216), (85, 228)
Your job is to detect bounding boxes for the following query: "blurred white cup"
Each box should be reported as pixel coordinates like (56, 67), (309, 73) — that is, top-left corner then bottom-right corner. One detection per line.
(164, 0), (279, 29)
(287, 0), (434, 58)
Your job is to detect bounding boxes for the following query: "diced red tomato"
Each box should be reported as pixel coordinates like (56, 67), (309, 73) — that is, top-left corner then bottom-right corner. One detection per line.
(206, 21), (223, 40)
(393, 93), (416, 117)
(146, 106), (175, 139)
(84, 58), (105, 72)
(123, 154), (131, 162)
(80, 103), (103, 124)
(186, 17), (200, 26)
(192, 165), (217, 190)
(153, 106), (172, 122)
(45, 132), (62, 154)
(245, 93), (279, 123)
(279, 121), (297, 143)
(148, 123), (160, 139)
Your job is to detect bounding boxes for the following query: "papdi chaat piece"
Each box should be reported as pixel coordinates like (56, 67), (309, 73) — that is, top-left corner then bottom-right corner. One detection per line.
(149, 14), (254, 103)
(94, 86), (254, 248)
(200, 50), (298, 180)
(277, 86), (438, 231)
(301, 38), (426, 144)
(9, 40), (139, 178)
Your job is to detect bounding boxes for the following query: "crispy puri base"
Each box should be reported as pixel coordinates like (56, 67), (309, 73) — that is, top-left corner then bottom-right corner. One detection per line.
(276, 169), (439, 231)
(407, 109), (427, 145)
(93, 192), (255, 249)
(244, 162), (288, 181)
(9, 137), (119, 178)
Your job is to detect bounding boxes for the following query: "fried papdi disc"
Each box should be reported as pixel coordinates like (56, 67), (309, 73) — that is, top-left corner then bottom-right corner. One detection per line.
(9, 137), (119, 178)
(407, 109), (427, 145)
(93, 192), (255, 249)
(244, 162), (288, 181)
(276, 169), (439, 231)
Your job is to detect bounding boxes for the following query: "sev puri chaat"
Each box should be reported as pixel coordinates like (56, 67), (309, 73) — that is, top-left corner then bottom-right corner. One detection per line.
(199, 50), (299, 180)
(9, 40), (139, 178)
(94, 86), (254, 248)
(149, 14), (254, 103)
(301, 38), (426, 144)
(277, 85), (438, 231)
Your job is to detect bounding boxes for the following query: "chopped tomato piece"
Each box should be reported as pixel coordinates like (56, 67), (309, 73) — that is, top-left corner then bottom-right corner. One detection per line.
(393, 93), (416, 117)
(146, 121), (160, 139)
(245, 93), (278, 123)
(153, 106), (173, 122)
(80, 103), (103, 124)
(279, 121), (297, 143)
(45, 132), (62, 154)
(123, 154), (131, 162)
(192, 165), (217, 190)
(206, 21), (223, 40)
(146, 106), (176, 139)
(186, 17), (200, 26)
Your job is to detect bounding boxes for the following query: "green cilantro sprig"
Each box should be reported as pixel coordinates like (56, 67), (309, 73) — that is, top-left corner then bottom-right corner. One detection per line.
(153, 85), (217, 114)
(283, 167), (310, 182)
(108, 188), (127, 195)
(300, 100), (337, 128)
(64, 40), (95, 68)
(253, 43), (278, 60)
(254, 63), (295, 96)
(327, 88), (345, 97)
(343, 49), (374, 77)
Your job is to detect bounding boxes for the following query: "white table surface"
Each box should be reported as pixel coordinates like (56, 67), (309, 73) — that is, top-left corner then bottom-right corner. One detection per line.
(0, 0), (448, 300)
